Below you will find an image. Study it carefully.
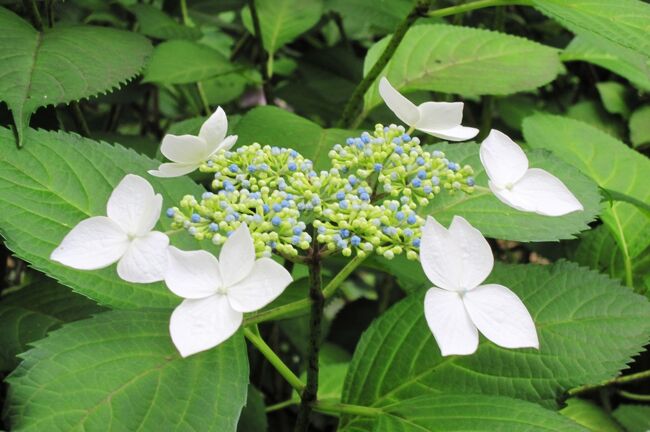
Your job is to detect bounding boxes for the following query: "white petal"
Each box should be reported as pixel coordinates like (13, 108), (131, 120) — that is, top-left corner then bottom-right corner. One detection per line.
(165, 247), (220, 299)
(480, 129), (528, 187)
(415, 101), (463, 130)
(463, 284), (539, 350)
(50, 216), (128, 270)
(227, 258), (292, 313)
(378, 77), (420, 126)
(210, 135), (238, 156)
(160, 134), (208, 164)
(117, 231), (169, 283)
(199, 106), (228, 147)
(490, 168), (584, 216)
(106, 174), (163, 236)
(148, 162), (199, 178)
(448, 216), (494, 290)
(420, 216), (460, 291)
(418, 125), (479, 141)
(219, 224), (255, 287)
(170, 294), (242, 357)
(424, 287), (478, 356)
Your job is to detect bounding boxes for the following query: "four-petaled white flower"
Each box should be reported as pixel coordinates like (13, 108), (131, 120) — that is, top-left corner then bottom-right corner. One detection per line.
(378, 77), (479, 141)
(51, 174), (169, 283)
(480, 129), (583, 216)
(149, 106), (238, 178)
(420, 215), (538, 356)
(166, 224), (293, 357)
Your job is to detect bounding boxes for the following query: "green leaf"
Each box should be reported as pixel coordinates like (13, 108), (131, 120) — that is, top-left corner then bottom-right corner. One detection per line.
(233, 106), (354, 170)
(0, 6), (153, 146)
(241, 0), (323, 57)
(143, 40), (235, 84)
(523, 115), (650, 276)
(560, 398), (623, 432)
(566, 100), (625, 139)
(5, 310), (248, 431)
(423, 142), (601, 242)
(0, 279), (105, 370)
(326, 0), (415, 38)
(0, 127), (205, 309)
(561, 36), (650, 91)
(292, 362), (349, 406)
(237, 385), (267, 432)
(362, 24), (562, 115)
(596, 82), (631, 117)
(629, 105), (650, 148)
(339, 261), (650, 429)
(130, 4), (202, 40)
(347, 394), (588, 432)
(533, 0), (650, 59)
(613, 405), (650, 432)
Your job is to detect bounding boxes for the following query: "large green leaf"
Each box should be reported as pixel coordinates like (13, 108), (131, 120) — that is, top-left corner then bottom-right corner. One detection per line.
(423, 142), (601, 242)
(241, 0), (323, 57)
(523, 115), (650, 277)
(5, 310), (248, 431)
(561, 36), (650, 91)
(362, 24), (562, 115)
(629, 105), (650, 148)
(560, 398), (622, 432)
(0, 6), (152, 146)
(339, 261), (650, 430)
(130, 4), (202, 40)
(0, 127), (205, 309)
(346, 394), (587, 432)
(143, 40), (235, 84)
(533, 0), (650, 59)
(613, 405), (650, 432)
(233, 106), (354, 170)
(0, 279), (105, 371)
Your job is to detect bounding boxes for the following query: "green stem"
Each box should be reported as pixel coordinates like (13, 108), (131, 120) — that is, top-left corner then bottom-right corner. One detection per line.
(196, 82), (211, 116)
(23, 0), (43, 30)
(313, 401), (382, 417)
(336, 0), (431, 128)
(243, 253), (368, 325)
(71, 102), (91, 138)
(428, 0), (533, 18)
(243, 326), (305, 393)
(266, 399), (296, 412)
(247, 0), (273, 97)
(568, 369), (650, 396)
(180, 0), (191, 26)
(618, 390), (650, 402)
(294, 254), (324, 431)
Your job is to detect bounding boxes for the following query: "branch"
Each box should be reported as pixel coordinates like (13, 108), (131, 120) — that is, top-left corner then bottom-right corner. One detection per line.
(428, 0), (533, 18)
(569, 369), (650, 396)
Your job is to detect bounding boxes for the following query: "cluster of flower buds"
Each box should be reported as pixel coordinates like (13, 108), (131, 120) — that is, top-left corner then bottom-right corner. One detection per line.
(168, 125), (475, 260)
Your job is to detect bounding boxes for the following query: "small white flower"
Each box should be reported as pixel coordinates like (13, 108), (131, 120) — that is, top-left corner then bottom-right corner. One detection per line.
(480, 129), (583, 216)
(420, 215), (538, 356)
(166, 224), (292, 357)
(378, 77), (478, 141)
(51, 174), (169, 283)
(149, 107), (238, 178)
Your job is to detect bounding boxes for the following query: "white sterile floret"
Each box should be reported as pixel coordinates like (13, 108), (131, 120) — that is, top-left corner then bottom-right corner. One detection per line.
(166, 223), (293, 357)
(51, 174), (169, 283)
(480, 129), (583, 216)
(378, 77), (478, 141)
(419, 215), (538, 356)
(149, 106), (238, 178)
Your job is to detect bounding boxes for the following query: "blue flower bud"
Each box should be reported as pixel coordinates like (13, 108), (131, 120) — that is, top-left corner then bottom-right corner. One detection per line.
(396, 211), (405, 221)
(346, 137), (354, 145)
(467, 177), (475, 186)
(293, 226), (303, 235)
(209, 223), (219, 232)
(290, 149), (298, 157)
(411, 178), (422, 188)
(340, 229), (350, 238)
(402, 134), (411, 142)
(229, 164), (239, 173)
(191, 213), (201, 223)
(336, 191), (346, 200)
(360, 192), (370, 201)
(166, 208), (175, 217)
(423, 185), (433, 194)
(273, 203), (282, 212)
(412, 238), (421, 248)
(432, 150), (443, 158)
(271, 216), (281, 226)
(395, 146), (403, 155)
(288, 162), (297, 171)
(417, 170), (427, 179)
(407, 214), (417, 224)
(361, 133), (371, 143)
(263, 204), (270, 213)
(351, 235), (361, 246)
(416, 157), (425, 166)
(248, 165), (257, 173)
(431, 176), (440, 186)
(374, 163), (383, 172)
(340, 200), (349, 209)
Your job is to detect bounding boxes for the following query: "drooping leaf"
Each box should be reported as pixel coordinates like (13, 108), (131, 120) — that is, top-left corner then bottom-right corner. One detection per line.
(0, 127), (206, 309)
(237, 385), (267, 432)
(0, 6), (153, 146)
(362, 24), (563, 115)
(130, 4), (202, 40)
(561, 36), (650, 91)
(233, 106), (354, 170)
(326, 0), (415, 38)
(345, 394), (588, 432)
(523, 115), (650, 272)
(423, 142), (601, 242)
(596, 82), (631, 117)
(143, 40), (236, 84)
(0, 279), (105, 370)
(292, 363), (349, 406)
(560, 398), (623, 432)
(629, 105), (650, 148)
(533, 0), (650, 59)
(566, 100), (625, 139)
(5, 310), (249, 432)
(613, 405), (650, 432)
(241, 0), (323, 58)
(339, 261), (650, 430)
